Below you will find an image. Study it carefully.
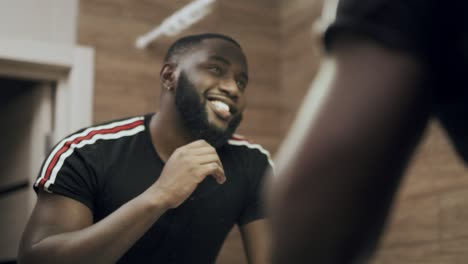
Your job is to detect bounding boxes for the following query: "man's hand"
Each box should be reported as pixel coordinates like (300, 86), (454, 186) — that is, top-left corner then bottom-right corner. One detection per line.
(149, 140), (226, 209)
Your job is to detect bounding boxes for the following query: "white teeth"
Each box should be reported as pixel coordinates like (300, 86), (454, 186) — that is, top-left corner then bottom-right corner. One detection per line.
(211, 100), (230, 112)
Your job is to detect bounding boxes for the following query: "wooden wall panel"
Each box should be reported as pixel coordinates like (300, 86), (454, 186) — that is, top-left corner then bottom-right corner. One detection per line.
(373, 121), (468, 263)
(279, 0), (322, 132)
(379, 196), (440, 246)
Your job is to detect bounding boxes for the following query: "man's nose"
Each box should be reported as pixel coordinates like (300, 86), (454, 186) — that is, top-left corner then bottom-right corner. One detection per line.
(218, 78), (240, 99)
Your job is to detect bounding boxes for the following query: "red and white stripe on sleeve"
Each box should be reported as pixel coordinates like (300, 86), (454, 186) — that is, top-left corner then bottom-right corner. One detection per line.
(35, 116), (145, 192)
(228, 134), (275, 171)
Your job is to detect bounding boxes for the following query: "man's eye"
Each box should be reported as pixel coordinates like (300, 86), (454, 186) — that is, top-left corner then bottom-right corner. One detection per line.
(208, 65), (222, 74)
(236, 80), (247, 90)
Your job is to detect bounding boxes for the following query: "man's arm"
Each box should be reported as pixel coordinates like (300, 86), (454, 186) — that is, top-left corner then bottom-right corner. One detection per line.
(19, 140), (225, 264)
(268, 36), (431, 263)
(239, 219), (268, 264)
(19, 190), (168, 264)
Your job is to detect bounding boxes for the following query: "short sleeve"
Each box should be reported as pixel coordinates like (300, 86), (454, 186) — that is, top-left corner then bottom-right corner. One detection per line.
(33, 136), (99, 210)
(323, 0), (440, 61)
(322, 0), (468, 163)
(237, 148), (274, 226)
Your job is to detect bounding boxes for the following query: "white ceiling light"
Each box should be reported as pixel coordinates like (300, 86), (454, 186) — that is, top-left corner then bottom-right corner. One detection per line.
(135, 0), (216, 49)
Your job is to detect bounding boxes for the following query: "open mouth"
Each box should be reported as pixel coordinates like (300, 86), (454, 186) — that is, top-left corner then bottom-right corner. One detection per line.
(208, 99), (231, 120)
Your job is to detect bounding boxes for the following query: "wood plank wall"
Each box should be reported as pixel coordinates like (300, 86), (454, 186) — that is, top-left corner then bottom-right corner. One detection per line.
(373, 122), (468, 264)
(78, 0), (468, 263)
(279, 0), (322, 132)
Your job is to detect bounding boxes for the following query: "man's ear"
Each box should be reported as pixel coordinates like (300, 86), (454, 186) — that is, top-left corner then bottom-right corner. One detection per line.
(160, 63), (177, 91)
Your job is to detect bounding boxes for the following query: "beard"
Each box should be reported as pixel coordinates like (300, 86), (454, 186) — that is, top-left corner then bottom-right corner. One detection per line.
(174, 71), (242, 148)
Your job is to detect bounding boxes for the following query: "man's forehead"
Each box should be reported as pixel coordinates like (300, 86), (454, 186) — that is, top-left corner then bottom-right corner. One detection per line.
(184, 39), (247, 66)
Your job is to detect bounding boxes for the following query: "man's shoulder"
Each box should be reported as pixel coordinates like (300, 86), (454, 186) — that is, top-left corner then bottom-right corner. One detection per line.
(224, 134), (273, 163)
(86, 115), (148, 133)
(52, 115), (148, 155)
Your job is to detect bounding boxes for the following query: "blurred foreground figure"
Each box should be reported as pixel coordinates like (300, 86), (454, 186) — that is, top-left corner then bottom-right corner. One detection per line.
(268, 1), (468, 263)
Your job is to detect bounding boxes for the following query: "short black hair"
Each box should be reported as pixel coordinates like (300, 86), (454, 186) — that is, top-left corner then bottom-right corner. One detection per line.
(164, 33), (242, 63)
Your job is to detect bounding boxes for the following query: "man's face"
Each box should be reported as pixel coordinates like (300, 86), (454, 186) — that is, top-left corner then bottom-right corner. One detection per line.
(174, 39), (248, 148)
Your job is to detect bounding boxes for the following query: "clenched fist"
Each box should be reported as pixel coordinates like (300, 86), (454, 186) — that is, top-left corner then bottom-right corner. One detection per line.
(147, 140), (226, 209)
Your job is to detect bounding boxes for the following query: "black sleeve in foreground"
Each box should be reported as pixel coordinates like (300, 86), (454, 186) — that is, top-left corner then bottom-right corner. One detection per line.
(323, 0), (439, 60)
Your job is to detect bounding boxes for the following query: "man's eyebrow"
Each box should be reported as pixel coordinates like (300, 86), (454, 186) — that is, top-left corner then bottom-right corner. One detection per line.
(208, 55), (231, 65)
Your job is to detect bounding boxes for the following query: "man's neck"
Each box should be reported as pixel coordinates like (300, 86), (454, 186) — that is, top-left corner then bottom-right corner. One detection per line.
(149, 107), (194, 162)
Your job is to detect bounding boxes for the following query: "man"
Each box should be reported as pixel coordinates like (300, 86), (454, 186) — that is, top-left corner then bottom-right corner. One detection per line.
(268, 1), (467, 263)
(18, 33), (273, 263)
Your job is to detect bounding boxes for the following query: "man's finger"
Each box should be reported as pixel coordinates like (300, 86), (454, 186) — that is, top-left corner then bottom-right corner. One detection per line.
(184, 139), (210, 149)
(190, 146), (218, 156)
(194, 154), (224, 169)
(212, 170), (227, 184)
(196, 163), (226, 184)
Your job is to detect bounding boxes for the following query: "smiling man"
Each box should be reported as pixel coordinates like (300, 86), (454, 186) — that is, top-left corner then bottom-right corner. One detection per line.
(18, 33), (273, 264)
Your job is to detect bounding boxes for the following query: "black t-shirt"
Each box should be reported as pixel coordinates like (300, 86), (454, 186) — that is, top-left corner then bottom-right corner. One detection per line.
(34, 114), (273, 263)
(323, 0), (468, 162)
